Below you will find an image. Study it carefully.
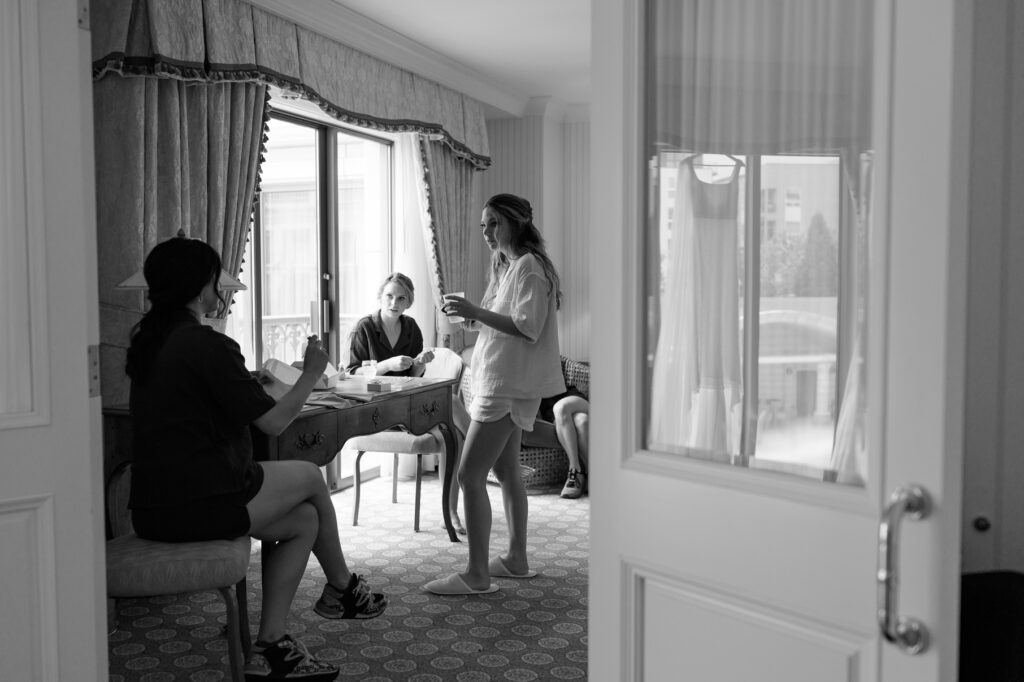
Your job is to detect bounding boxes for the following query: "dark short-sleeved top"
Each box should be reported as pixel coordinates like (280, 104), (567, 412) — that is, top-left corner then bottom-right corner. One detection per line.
(346, 310), (424, 376)
(128, 314), (276, 509)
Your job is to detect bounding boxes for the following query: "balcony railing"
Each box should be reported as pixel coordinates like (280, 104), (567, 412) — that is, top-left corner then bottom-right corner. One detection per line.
(262, 314), (312, 365)
(260, 314), (361, 366)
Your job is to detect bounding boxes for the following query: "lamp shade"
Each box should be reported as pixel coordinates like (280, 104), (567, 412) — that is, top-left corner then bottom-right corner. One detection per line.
(114, 231), (247, 292)
(115, 269), (247, 291)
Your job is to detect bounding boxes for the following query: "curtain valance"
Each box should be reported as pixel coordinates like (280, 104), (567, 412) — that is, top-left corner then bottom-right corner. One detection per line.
(91, 0), (491, 168)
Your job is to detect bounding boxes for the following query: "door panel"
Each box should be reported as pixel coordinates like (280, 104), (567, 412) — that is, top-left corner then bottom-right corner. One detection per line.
(636, 565), (867, 681)
(589, 0), (968, 680)
(0, 0), (104, 679)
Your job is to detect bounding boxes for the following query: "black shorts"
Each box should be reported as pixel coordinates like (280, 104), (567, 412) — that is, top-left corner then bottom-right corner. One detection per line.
(132, 463), (265, 542)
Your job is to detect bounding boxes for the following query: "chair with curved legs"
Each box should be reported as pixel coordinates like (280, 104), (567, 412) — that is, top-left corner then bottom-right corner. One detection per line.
(346, 347), (464, 531)
(105, 463), (252, 681)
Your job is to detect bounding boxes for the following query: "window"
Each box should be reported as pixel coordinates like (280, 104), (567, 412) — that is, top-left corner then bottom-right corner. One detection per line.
(226, 114), (393, 371)
(645, 152), (846, 475)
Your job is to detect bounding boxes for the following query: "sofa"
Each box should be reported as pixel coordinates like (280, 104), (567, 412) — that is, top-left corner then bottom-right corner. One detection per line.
(458, 350), (591, 491)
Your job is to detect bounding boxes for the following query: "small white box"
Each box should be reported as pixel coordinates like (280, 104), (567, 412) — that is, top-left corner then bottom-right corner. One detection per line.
(366, 379), (392, 392)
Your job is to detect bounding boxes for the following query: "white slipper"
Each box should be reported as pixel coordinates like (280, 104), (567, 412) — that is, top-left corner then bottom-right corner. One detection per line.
(488, 556), (538, 578)
(424, 573), (498, 595)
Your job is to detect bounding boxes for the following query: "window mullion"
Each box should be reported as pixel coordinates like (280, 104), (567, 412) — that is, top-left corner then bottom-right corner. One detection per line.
(323, 128), (339, 364)
(253, 204), (266, 366)
(739, 155), (761, 458)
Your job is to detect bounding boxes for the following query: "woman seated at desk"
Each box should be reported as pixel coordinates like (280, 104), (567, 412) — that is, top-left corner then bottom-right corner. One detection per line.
(126, 236), (386, 680)
(347, 272), (434, 376)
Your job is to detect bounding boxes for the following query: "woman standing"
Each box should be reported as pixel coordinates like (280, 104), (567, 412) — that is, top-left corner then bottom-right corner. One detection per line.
(426, 194), (565, 595)
(126, 236), (386, 681)
(346, 272), (434, 376)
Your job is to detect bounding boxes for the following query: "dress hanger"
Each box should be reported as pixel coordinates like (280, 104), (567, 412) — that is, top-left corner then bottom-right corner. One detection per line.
(685, 152), (745, 168)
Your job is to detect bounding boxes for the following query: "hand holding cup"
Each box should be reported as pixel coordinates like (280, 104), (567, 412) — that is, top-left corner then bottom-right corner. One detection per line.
(442, 292), (468, 324)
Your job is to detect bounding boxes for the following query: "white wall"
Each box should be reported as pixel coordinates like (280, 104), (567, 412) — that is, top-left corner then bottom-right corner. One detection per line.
(480, 98), (592, 361)
(561, 108), (591, 361)
(961, 0), (1024, 574)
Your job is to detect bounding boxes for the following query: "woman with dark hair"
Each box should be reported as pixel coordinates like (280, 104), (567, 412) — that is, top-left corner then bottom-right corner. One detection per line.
(346, 271), (434, 376)
(426, 193), (565, 595)
(126, 236), (385, 681)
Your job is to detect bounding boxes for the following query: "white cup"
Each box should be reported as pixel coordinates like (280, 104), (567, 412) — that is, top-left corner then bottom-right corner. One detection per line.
(443, 292), (465, 324)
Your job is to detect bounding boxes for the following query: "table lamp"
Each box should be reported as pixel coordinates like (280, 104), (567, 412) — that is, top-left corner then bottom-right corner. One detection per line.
(114, 230), (247, 292)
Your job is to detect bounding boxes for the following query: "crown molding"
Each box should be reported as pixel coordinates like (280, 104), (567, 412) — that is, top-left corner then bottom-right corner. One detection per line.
(245, 0), (529, 117)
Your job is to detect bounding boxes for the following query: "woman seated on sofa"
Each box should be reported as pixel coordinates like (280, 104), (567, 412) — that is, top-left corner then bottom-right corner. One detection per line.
(535, 388), (590, 498)
(347, 272), (434, 376)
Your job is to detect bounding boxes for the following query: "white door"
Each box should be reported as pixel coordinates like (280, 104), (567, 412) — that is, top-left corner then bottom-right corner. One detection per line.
(0, 0), (105, 680)
(589, 0), (968, 680)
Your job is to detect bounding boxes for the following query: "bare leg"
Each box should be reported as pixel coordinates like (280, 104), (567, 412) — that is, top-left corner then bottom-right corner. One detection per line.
(573, 411), (590, 474)
(455, 417), (518, 590)
(247, 460), (353, 641)
(248, 502), (317, 643)
(552, 396), (590, 472)
(490, 425), (530, 574)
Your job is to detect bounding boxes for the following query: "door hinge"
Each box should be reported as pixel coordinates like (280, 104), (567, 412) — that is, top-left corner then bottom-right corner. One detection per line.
(88, 345), (101, 397)
(78, 0), (90, 30)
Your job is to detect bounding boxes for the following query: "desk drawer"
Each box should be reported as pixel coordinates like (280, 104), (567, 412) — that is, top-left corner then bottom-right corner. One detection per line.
(276, 411), (338, 466)
(341, 397), (413, 439)
(410, 387), (451, 434)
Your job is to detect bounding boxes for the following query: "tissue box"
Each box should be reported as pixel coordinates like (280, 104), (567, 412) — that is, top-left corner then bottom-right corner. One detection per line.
(366, 379), (392, 392)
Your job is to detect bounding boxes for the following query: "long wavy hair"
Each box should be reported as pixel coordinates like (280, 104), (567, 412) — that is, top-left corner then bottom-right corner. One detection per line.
(483, 193), (562, 309)
(125, 237), (226, 384)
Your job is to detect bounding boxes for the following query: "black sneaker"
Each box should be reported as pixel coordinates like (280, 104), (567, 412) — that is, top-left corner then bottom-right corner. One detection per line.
(244, 634), (338, 681)
(561, 469), (586, 499)
(314, 573), (388, 619)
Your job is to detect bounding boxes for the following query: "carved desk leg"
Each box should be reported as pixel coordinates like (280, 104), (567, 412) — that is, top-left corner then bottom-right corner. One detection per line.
(437, 419), (460, 543)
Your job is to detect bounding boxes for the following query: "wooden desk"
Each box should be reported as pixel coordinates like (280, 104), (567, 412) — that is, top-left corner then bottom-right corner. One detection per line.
(102, 376), (461, 543)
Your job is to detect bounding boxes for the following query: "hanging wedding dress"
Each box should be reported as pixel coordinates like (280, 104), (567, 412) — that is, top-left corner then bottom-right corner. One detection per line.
(648, 156), (743, 454)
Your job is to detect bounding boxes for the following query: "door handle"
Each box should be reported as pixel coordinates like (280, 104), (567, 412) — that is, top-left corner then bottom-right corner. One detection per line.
(877, 485), (930, 655)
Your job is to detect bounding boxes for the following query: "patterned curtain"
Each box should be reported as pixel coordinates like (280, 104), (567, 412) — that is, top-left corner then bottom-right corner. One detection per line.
(94, 76), (269, 405)
(419, 137), (476, 352)
(89, 0), (492, 402)
(90, 0), (491, 169)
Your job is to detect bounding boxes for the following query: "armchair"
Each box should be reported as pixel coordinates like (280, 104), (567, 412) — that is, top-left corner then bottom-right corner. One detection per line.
(458, 353), (591, 490)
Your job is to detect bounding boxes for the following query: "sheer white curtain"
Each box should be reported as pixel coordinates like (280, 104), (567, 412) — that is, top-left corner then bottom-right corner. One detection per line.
(392, 134), (435, 349)
(646, 0), (873, 463)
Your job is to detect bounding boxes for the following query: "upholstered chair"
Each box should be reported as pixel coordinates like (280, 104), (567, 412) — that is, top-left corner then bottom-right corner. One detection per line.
(105, 464), (252, 681)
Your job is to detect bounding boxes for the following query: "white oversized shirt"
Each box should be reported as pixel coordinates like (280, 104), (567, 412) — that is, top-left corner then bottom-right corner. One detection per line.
(469, 253), (566, 400)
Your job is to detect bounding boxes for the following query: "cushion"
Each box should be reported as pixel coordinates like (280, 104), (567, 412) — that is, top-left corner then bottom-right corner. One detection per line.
(344, 428), (443, 454)
(106, 534), (251, 598)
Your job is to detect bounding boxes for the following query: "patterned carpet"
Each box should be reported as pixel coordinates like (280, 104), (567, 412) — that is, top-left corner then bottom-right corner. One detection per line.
(107, 472), (589, 681)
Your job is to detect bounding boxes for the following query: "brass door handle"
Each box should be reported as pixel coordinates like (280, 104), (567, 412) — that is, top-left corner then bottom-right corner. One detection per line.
(877, 485), (930, 655)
